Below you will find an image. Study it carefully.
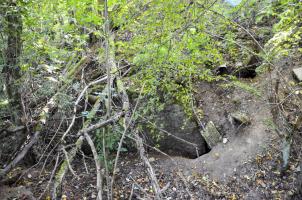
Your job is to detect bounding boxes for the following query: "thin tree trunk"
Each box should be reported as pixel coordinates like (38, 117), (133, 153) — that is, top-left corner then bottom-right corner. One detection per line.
(3, 1), (23, 123)
(104, 0), (111, 118)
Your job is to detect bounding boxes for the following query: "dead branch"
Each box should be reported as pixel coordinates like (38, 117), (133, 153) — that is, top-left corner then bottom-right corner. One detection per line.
(62, 146), (78, 179)
(0, 57), (91, 179)
(52, 111), (123, 198)
(62, 76), (107, 140)
(133, 130), (162, 200)
(38, 152), (60, 200)
(52, 136), (84, 199)
(77, 111), (124, 136)
(84, 132), (103, 200)
(110, 83), (144, 193)
(0, 131), (41, 179)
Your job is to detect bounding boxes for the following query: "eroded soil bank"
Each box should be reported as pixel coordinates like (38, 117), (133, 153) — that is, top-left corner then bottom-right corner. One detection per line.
(1, 58), (302, 199)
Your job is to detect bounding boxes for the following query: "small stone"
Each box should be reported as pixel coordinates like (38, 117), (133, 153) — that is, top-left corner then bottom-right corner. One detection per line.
(223, 138), (228, 144)
(235, 62), (243, 67)
(91, 193), (96, 199)
(149, 157), (155, 162)
(200, 121), (222, 148)
(27, 174), (32, 179)
(293, 67), (302, 82)
(260, 182), (266, 188)
(295, 165), (301, 172)
(230, 112), (251, 125)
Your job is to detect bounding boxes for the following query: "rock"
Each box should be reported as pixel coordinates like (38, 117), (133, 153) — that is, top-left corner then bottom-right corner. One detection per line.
(293, 67), (302, 82)
(230, 112), (251, 126)
(215, 64), (229, 75)
(0, 186), (35, 200)
(27, 173), (32, 179)
(91, 193), (97, 199)
(146, 104), (207, 158)
(0, 125), (26, 166)
(200, 121), (222, 149)
(235, 62), (243, 68)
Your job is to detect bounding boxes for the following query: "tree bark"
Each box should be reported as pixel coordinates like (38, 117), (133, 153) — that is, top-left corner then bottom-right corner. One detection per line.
(2, 1), (23, 123)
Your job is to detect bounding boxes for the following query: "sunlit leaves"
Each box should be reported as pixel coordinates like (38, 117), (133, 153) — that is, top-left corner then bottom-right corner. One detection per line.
(113, 0), (228, 114)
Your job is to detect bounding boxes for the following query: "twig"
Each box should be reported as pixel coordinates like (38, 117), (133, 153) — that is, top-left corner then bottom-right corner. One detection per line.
(80, 150), (89, 174)
(77, 112), (124, 136)
(128, 183), (135, 200)
(39, 118), (64, 176)
(125, 132), (194, 199)
(84, 132), (103, 200)
(62, 76), (107, 140)
(62, 146), (79, 179)
(142, 117), (199, 149)
(133, 130), (162, 200)
(110, 83), (145, 193)
(38, 152), (60, 200)
(52, 136), (84, 199)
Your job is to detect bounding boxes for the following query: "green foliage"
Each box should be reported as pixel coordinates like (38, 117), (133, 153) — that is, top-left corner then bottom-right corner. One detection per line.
(3, 0), (299, 162)
(265, 0), (302, 56)
(114, 0), (227, 116)
(95, 125), (126, 170)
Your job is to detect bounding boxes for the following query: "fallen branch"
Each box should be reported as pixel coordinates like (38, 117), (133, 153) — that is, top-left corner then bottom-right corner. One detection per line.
(61, 76), (107, 140)
(0, 131), (41, 179)
(0, 57), (91, 179)
(77, 112), (124, 136)
(110, 83), (144, 193)
(62, 146), (78, 179)
(38, 152), (60, 200)
(133, 130), (162, 200)
(52, 136), (84, 199)
(84, 132), (103, 200)
(52, 111), (123, 198)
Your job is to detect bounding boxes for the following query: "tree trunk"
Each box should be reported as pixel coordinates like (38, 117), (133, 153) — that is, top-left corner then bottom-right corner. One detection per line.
(3, 1), (23, 123)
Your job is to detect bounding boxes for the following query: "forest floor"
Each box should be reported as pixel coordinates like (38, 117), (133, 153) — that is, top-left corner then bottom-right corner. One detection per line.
(4, 130), (300, 200)
(2, 58), (302, 199)
(1, 14), (302, 199)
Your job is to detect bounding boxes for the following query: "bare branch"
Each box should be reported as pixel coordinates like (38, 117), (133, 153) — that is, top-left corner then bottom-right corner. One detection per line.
(84, 132), (103, 200)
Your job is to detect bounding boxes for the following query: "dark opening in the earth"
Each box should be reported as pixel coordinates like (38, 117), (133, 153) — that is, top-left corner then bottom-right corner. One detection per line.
(234, 55), (261, 78)
(193, 141), (211, 159)
(147, 135), (211, 159)
(235, 66), (257, 78)
(164, 135), (211, 159)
